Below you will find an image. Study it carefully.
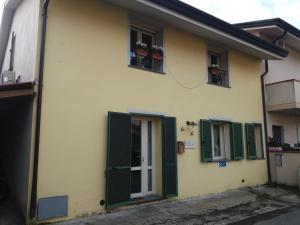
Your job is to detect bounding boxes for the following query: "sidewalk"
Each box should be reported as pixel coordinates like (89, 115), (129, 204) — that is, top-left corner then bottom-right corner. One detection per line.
(54, 185), (300, 225)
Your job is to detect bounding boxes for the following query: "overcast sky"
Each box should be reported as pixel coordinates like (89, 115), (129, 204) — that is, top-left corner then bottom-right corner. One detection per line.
(0, 1), (299, 29)
(0, 0), (4, 19)
(181, 0), (300, 28)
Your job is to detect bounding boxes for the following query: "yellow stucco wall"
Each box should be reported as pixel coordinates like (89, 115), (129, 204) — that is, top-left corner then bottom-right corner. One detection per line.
(37, 0), (267, 222)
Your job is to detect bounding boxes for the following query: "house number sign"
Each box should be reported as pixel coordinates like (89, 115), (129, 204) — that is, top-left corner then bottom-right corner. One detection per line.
(219, 160), (227, 167)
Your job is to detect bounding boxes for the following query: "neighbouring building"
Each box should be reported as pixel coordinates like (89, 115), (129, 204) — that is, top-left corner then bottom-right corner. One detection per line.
(0, 0), (288, 224)
(236, 19), (300, 186)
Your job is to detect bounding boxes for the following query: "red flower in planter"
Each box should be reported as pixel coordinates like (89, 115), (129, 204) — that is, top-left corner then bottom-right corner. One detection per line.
(135, 42), (148, 57)
(150, 46), (164, 61)
(209, 66), (221, 76)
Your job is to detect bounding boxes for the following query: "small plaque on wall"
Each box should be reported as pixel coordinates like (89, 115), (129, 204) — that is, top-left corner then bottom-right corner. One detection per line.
(185, 140), (196, 149)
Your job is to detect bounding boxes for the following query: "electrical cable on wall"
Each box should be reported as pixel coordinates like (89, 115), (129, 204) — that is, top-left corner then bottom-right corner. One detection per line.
(165, 63), (207, 90)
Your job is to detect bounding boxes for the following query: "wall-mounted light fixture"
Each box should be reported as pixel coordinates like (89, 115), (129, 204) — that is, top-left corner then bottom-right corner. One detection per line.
(186, 121), (197, 127)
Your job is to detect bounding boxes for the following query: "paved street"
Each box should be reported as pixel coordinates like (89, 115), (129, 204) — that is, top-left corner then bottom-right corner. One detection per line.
(55, 185), (300, 225)
(235, 204), (300, 225)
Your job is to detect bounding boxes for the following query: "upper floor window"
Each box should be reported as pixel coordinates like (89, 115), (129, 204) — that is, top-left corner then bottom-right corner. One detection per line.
(207, 47), (229, 87)
(129, 23), (163, 73)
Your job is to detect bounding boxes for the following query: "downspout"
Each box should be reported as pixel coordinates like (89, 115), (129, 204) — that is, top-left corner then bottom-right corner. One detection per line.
(272, 29), (287, 45)
(29, 0), (50, 219)
(261, 60), (271, 183)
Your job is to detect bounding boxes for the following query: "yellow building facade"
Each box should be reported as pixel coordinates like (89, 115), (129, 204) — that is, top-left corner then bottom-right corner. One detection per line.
(0, 0), (290, 224)
(32, 0), (272, 222)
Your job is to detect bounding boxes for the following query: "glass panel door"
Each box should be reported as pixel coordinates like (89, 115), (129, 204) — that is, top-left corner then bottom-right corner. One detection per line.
(130, 119), (155, 199)
(147, 121), (153, 192)
(131, 120), (142, 198)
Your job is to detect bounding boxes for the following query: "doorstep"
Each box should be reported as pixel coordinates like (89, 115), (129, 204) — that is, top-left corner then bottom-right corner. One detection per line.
(128, 195), (164, 206)
(107, 195), (172, 213)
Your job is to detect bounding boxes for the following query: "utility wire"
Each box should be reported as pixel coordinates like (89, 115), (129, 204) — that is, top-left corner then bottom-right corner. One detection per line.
(165, 63), (207, 90)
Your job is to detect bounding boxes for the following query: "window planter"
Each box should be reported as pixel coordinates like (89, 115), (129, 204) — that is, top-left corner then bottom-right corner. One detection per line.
(135, 42), (148, 57)
(150, 46), (164, 61)
(209, 66), (221, 76)
(268, 146), (283, 152)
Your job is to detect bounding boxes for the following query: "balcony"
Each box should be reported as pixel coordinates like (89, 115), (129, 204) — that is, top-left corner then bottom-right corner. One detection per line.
(265, 79), (300, 113)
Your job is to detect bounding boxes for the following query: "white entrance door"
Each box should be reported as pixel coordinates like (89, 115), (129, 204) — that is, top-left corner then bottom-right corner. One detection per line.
(130, 119), (156, 199)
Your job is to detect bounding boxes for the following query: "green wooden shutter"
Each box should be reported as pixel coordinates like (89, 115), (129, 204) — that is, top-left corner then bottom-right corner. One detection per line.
(245, 123), (256, 160)
(230, 122), (244, 160)
(257, 124), (265, 159)
(200, 120), (213, 162)
(106, 112), (132, 208)
(162, 117), (178, 198)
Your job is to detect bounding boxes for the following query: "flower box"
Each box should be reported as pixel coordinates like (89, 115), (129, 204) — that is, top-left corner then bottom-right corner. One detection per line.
(150, 46), (164, 61)
(209, 65), (221, 76)
(135, 42), (148, 57)
(268, 146), (283, 152)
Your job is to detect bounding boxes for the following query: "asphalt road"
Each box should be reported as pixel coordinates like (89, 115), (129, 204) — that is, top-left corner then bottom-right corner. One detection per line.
(255, 207), (300, 225)
(232, 204), (300, 225)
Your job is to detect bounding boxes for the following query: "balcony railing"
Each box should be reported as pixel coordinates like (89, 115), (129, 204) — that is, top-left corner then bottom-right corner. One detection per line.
(265, 79), (300, 112)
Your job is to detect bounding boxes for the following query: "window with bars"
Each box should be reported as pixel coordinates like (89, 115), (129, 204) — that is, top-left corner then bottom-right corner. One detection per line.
(207, 49), (229, 87)
(129, 24), (163, 73)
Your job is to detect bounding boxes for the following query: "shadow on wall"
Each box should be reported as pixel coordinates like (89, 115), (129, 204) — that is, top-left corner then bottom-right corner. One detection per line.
(0, 96), (34, 224)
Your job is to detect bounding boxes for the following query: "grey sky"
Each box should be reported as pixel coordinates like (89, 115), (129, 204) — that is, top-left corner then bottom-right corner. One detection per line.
(182, 0), (300, 28)
(0, 0), (4, 20)
(0, 1), (298, 29)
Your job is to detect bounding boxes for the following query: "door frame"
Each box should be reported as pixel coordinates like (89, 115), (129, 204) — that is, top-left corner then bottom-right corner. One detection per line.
(106, 112), (178, 209)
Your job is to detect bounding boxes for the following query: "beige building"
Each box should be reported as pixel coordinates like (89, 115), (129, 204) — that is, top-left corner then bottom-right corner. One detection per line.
(269, 152), (300, 186)
(236, 19), (300, 186)
(0, 1), (288, 224)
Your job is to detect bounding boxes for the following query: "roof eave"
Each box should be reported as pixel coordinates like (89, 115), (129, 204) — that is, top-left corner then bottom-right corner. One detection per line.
(235, 18), (300, 40)
(144, 0), (288, 59)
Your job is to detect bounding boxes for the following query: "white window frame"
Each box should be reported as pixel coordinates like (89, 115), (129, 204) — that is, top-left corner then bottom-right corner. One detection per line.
(130, 26), (156, 70)
(206, 45), (230, 87)
(128, 18), (164, 73)
(211, 122), (231, 161)
(208, 51), (221, 67)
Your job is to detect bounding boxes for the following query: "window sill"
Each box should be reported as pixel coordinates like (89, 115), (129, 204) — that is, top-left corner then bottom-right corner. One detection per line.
(248, 157), (266, 161)
(128, 65), (166, 75)
(207, 82), (231, 88)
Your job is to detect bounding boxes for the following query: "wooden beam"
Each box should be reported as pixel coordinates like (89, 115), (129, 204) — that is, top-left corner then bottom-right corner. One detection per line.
(0, 89), (35, 99)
